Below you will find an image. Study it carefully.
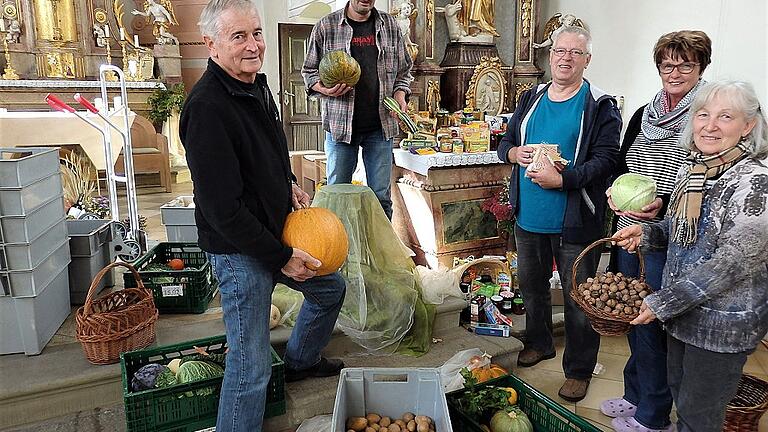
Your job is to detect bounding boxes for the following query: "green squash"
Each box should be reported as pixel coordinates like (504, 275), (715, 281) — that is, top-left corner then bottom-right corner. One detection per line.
(490, 407), (533, 432)
(319, 50), (361, 87)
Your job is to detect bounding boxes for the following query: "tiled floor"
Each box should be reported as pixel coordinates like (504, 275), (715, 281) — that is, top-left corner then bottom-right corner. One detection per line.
(56, 177), (768, 431)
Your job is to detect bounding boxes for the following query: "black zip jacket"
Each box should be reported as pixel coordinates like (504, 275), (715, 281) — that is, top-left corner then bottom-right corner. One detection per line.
(180, 59), (294, 272)
(497, 80), (622, 244)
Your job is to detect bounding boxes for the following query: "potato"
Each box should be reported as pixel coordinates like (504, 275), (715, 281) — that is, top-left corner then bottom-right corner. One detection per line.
(367, 414), (382, 425)
(366, 428), (376, 432)
(407, 420), (416, 432)
(371, 424), (380, 431)
(389, 424), (401, 432)
(347, 417), (369, 432)
(415, 416), (432, 424)
(402, 412), (415, 422)
(416, 421), (429, 432)
(380, 417), (392, 428)
(394, 420), (407, 429)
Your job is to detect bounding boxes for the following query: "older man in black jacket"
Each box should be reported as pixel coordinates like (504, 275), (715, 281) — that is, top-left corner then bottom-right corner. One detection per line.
(497, 26), (620, 403)
(180, 0), (346, 430)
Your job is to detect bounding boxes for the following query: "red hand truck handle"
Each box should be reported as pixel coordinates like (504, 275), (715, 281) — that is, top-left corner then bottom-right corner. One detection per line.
(44, 93), (76, 113)
(74, 93), (99, 114)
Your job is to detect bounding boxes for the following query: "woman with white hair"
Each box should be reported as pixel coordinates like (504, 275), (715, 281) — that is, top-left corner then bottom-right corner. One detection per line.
(613, 80), (768, 432)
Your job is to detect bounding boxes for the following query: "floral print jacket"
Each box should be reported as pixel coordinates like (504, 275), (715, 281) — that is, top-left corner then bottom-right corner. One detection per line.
(642, 157), (768, 353)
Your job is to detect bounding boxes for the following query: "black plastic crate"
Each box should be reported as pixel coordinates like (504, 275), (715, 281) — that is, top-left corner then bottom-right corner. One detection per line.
(121, 335), (285, 432)
(123, 242), (217, 314)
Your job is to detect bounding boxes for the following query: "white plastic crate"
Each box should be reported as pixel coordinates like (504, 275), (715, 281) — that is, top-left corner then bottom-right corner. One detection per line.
(0, 147), (60, 188)
(331, 368), (453, 432)
(0, 266), (70, 355)
(0, 196), (65, 243)
(0, 172), (63, 216)
(160, 196), (195, 225)
(0, 218), (68, 271)
(0, 239), (71, 297)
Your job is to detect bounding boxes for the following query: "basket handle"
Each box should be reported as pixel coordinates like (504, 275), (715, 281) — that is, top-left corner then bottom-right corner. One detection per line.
(82, 261), (145, 315)
(571, 237), (645, 294)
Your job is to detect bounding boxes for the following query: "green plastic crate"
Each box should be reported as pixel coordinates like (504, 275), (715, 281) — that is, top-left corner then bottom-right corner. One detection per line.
(446, 374), (601, 432)
(121, 335), (285, 432)
(123, 242), (217, 314)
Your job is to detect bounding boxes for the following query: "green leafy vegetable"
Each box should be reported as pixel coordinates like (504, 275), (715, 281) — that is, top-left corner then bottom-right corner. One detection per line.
(611, 173), (657, 212)
(456, 367), (513, 418)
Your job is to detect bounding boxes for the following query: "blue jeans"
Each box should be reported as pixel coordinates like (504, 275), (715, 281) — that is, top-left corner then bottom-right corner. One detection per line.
(324, 129), (394, 219)
(617, 248), (673, 429)
(207, 252), (346, 432)
(667, 334), (748, 432)
(514, 224), (601, 380)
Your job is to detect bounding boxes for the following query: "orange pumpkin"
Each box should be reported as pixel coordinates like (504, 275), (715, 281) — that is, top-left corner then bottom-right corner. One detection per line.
(471, 364), (508, 383)
(282, 207), (349, 276)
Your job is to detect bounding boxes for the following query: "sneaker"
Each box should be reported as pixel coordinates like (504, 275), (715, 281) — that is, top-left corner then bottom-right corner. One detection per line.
(600, 397), (638, 418)
(285, 357), (344, 383)
(611, 416), (675, 432)
(517, 348), (556, 367)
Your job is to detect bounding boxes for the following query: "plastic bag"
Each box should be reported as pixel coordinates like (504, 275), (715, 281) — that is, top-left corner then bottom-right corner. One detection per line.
(312, 184), (418, 352)
(295, 414), (332, 432)
(438, 348), (490, 393)
(417, 257), (506, 305)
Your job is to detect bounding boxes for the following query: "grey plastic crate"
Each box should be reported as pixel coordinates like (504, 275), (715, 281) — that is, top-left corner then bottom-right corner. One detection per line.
(160, 196), (195, 225)
(1, 219), (68, 271)
(67, 219), (113, 257)
(67, 219), (114, 304)
(0, 266), (70, 355)
(0, 147), (60, 188)
(165, 224), (198, 242)
(0, 196), (65, 243)
(0, 172), (63, 216)
(0, 239), (71, 297)
(331, 368), (453, 432)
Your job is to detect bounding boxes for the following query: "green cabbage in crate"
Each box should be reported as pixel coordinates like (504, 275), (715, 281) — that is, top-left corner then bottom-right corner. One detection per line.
(611, 173), (657, 212)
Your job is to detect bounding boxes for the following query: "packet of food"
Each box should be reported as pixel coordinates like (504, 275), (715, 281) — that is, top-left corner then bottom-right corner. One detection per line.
(526, 143), (570, 173)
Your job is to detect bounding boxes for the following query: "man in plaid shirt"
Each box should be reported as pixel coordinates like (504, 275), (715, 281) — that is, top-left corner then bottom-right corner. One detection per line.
(302, 0), (413, 218)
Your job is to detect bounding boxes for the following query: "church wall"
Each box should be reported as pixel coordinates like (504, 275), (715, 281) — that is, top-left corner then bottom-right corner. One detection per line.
(538, 0), (767, 125)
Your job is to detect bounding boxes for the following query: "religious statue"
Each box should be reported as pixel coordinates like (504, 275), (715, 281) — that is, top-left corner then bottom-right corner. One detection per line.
(426, 80), (441, 116)
(435, 0), (466, 42)
(5, 19), (21, 44)
(391, 0), (418, 61)
(460, 0), (499, 38)
(476, 76), (500, 114)
(93, 23), (106, 47)
(532, 13), (584, 49)
(132, 0), (179, 45)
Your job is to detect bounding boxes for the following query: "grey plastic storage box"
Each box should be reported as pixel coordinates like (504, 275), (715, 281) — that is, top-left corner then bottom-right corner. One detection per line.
(0, 240), (71, 297)
(160, 196), (198, 242)
(67, 219), (114, 304)
(0, 172), (63, 216)
(0, 266), (70, 355)
(0, 147), (60, 188)
(331, 368), (453, 432)
(0, 218), (68, 271)
(0, 196), (65, 243)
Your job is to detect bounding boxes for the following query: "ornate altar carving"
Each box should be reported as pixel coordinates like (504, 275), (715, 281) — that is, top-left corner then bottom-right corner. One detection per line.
(391, 0), (418, 61)
(514, 81), (533, 106)
(465, 56), (506, 115)
(511, 0), (543, 110)
(439, 42), (512, 113)
(131, 0), (178, 45)
(532, 13), (585, 50)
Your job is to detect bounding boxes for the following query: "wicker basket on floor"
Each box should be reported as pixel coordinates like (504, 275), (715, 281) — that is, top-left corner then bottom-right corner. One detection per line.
(723, 374), (768, 431)
(570, 237), (642, 336)
(76, 262), (159, 365)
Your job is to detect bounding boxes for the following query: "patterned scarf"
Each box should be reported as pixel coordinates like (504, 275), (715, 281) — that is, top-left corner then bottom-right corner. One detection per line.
(668, 141), (750, 247)
(641, 80), (706, 141)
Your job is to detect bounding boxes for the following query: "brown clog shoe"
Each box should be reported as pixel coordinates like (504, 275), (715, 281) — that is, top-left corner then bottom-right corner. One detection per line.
(558, 378), (590, 402)
(517, 348), (556, 367)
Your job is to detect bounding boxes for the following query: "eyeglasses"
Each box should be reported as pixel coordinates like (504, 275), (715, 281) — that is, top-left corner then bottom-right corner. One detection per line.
(657, 62), (699, 74)
(551, 48), (588, 58)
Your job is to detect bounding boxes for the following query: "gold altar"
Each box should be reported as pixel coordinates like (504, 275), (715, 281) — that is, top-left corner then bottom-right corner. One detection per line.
(391, 149), (510, 269)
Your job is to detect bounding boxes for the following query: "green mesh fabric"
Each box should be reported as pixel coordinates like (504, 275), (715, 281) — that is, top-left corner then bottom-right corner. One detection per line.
(312, 184), (434, 354)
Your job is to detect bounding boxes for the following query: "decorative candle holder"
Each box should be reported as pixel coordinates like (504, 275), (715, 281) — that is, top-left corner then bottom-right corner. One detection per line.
(1, 31), (19, 80)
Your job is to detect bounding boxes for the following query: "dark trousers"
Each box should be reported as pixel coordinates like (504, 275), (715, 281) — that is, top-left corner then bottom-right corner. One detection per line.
(667, 335), (748, 432)
(514, 224), (600, 380)
(617, 249), (673, 429)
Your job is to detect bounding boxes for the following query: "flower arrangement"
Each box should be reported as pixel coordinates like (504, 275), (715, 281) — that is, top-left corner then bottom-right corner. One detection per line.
(481, 178), (514, 235)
